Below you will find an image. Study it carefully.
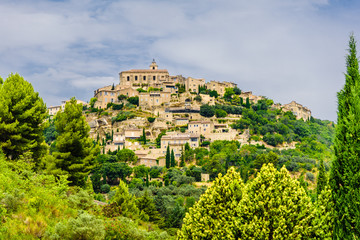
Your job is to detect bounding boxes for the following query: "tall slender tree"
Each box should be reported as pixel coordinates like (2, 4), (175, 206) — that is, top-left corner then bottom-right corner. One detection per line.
(170, 149), (176, 167)
(330, 33), (360, 239)
(51, 98), (99, 187)
(165, 146), (170, 168)
(0, 73), (47, 168)
(316, 159), (327, 197)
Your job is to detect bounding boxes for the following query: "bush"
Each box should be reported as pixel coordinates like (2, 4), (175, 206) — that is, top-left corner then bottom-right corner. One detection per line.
(200, 104), (215, 117)
(48, 212), (105, 240)
(194, 95), (202, 102)
(306, 172), (315, 182)
(127, 96), (139, 106)
(112, 103), (124, 110)
(101, 184), (111, 193)
(118, 94), (127, 101)
(215, 109), (227, 118)
(201, 141), (210, 147)
(148, 117), (156, 123)
(68, 189), (95, 210)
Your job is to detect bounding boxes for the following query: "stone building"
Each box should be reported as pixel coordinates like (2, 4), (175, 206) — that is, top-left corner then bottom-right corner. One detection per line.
(48, 105), (61, 116)
(188, 120), (214, 136)
(239, 91), (264, 103)
(161, 132), (200, 159)
(93, 85), (138, 109)
(119, 60), (170, 89)
(206, 80), (237, 96)
(186, 77), (206, 93)
(282, 101), (311, 121)
(139, 91), (171, 109)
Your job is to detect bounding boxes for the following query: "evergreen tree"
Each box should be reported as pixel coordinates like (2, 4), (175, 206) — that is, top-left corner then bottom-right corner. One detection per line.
(0, 73), (47, 168)
(330, 34), (360, 239)
(178, 168), (244, 239)
(179, 147), (185, 167)
(171, 149), (176, 167)
(51, 98), (99, 187)
(142, 128), (146, 145)
(112, 179), (139, 218)
(316, 158), (327, 197)
(136, 191), (162, 223)
(245, 97), (250, 108)
(166, 146), (170, 168)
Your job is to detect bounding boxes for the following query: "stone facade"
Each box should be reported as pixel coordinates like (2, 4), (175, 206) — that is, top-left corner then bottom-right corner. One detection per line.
(161, 132), (200, 159)
(139, 91), (171, 109)
(188, 120), (214, 136)
(239, 91), (264, 103)
(119, 60), (170, 89)
(186, 77), (206, 93)
(282, 101), (311, 121)
(206, 80), (237, 96)
(93, 85), (138, 109)
(48, 105), (61, 116)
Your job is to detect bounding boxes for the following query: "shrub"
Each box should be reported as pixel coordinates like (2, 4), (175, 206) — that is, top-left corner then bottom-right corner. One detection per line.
(127, 96), (139, 106)
(306, 172), (315, 182)
(68, 189), (95, 210)
(48, 212), (105, 240)
(147, 117), (156, 123)
(101, 184), (111, 193)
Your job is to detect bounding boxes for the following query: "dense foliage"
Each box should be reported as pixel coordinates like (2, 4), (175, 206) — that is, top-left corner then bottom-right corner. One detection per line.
(0, 73), (47, 168)
(330, 34), (360, 239)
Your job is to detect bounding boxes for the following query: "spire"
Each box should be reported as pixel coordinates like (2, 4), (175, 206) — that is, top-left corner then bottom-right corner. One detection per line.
(150, 59), (158, 70)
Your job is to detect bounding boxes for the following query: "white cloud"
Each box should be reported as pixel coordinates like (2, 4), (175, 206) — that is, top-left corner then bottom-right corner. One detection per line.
(0, 0), (358, 120)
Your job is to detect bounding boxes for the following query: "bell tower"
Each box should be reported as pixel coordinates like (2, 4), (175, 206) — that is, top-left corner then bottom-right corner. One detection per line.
(149, 59), (158, 70)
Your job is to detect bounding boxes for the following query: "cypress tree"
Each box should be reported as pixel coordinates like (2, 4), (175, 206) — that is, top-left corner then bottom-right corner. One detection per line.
(245, 97), (250, 108)
(165, 145), (170, 168)
(170, 149), (176, 167)
(180, 147), (185, 167)
(330, 33), (360, 239)
(142, 128), (146, 145)
(316, 159), (327, 197)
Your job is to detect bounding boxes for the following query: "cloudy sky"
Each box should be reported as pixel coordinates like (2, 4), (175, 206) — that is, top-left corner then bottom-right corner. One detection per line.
(1, 0), (359, 121)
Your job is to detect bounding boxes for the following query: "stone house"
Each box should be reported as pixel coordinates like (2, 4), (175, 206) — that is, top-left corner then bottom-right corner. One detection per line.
(139, 91), (171, 109)
(188, 120), (214, 136)
(205, 80), (237, 96)
(186, 77), (206, 93)
(239, 91), (264, 103)
(48, 105), (61, 116)
(161, 132), (200, 159)
(173, 118), (189, 126)
(281, 101), (311, 121)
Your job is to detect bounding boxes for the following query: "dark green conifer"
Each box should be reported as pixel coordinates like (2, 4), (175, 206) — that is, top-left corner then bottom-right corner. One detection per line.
(166, 146), (170, 168)
(330, 33), (360, 239)
(171, 149), (176, 167)
(316, 159), (327, 196)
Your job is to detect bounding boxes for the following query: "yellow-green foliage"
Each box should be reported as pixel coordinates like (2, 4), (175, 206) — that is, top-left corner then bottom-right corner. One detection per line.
(178, 164), (333, 240)
(0, 154), (78, 239)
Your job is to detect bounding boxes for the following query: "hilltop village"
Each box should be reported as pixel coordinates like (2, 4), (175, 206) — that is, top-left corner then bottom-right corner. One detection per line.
(48, 60), (312, 170)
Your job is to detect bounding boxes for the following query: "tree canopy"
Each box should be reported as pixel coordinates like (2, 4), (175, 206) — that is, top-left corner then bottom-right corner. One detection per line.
(0, 73), (47, 168)
(50, 98), (99, 187)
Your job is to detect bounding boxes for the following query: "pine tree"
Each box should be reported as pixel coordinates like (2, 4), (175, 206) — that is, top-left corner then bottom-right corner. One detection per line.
(166, 146), (170, 168)
(112, 179), (139, 219)
(316, 158), (327, 197)
(0, 73), (47, 168)
(51, 98), (99, 187)
(136, 191), (162, 223)
(170, 149), (176, 167)
(330, 33), (360, 239)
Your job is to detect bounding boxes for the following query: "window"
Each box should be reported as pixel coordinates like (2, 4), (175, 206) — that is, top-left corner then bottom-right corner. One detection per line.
(105, 98), (107, 102)
(127, 76), (130, 81)
(100, 92), (102, 96)
(111, 98), (114, 103)
(143, 76), (146, 80)
(156, 99), (159, 103)
(105, 92), (108, 96)
(153, 76), (156, 80)
(135, 76), (138, 81)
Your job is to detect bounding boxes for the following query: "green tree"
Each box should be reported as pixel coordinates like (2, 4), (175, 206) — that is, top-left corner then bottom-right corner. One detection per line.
(117, 148), (137, 163)
(51, 98), (99, 187)
(127, 96), (139, 106)
(215, 108), (227, 118)
(223, 87), (234, 101)
(141, 128), (147, 145)
(245, 97), (250, 108)
(111, 180), (139, 218)
(200, 104), (215, 118)
(166, 146), (170, 168)
(178, 168), (244, 239)
(316, 158), (327, 197)
(89, 97), (97, 108)
(209, 90), (218, 98)
(330, 33), (360, 239)
(0, 73), (47, 168)
(136, 191), (163, 223)
(171, 149), (176, 167)
(179, 147), (186, 167)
